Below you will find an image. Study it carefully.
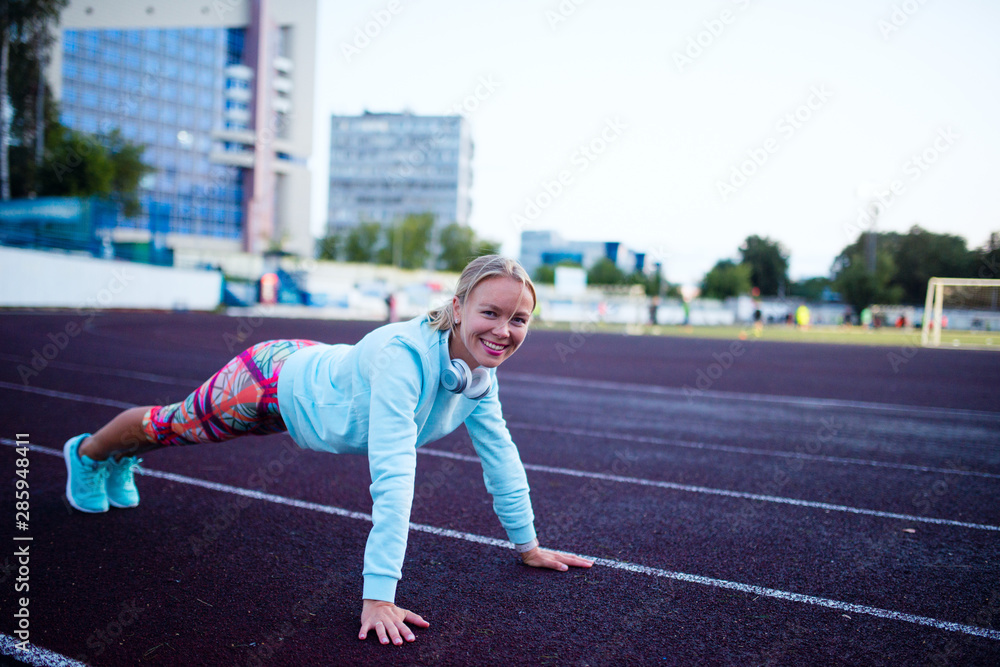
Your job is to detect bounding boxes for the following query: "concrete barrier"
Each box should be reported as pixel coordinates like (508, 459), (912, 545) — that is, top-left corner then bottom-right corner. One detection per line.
(0, 246), (221, 310)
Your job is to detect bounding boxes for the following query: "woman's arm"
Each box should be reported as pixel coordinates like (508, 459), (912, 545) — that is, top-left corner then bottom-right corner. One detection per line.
(465, 389), (594, 572)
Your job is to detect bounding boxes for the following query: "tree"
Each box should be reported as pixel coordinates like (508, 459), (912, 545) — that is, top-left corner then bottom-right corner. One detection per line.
(587, 257), (625, 285)
(437, 222), (500, 272)
(739, 235), (789, 296)
(316, 228), (343, 260)
(377, 213), (434, 269)
(2, 0), (69, 199)
(105, 129), (153, 218)
(892, 226), (976, 303)
(832, 227), (979, 305)
(35, 124), (152, 216)
(974, 232), (1000, 280)
(831, 246), (902, 314)
(788, 277), (832, 301)
(344, 221), (382, 263)
(701, 259), (751, 299)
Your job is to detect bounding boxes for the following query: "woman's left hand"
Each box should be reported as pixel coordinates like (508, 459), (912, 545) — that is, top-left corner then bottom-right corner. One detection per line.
(520, 547), (594, 571)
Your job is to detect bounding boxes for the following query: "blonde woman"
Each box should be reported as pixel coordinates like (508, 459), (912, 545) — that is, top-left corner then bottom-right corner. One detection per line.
(63, 255), (593, 646)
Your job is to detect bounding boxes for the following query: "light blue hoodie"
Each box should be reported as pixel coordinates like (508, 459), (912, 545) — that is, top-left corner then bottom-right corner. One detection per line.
(276, 316), (536, 603)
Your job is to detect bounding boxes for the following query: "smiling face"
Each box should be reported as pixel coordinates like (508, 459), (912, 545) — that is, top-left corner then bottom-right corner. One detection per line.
(450, 276), (534, 369)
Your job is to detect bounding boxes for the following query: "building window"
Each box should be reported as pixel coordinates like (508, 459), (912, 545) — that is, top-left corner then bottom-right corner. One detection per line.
(227, 28), (246, 65)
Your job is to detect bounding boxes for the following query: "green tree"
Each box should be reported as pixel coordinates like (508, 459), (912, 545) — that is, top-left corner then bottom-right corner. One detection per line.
(788, 277), (832, 301)
(35, 124), (152, 216)
(701, 259), (751, 299)
(832, 247), (903, 314)
(739, 235), (789, 296)
(833, 227), (980, 305)
(892, 226), (976, 303)
(377, 213), (434, 269)
(316, 228), (344, 260)
(437, 222), (501, 272)
(344, 221), (382, 263)
(973, 232), (1000, 280)
(587, 257), (625, 285)
(105, 129), (153, 217)
(2, 0), (69, 199)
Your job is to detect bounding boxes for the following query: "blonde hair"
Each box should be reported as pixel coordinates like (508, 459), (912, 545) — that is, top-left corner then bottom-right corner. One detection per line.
(427, 255), (537, 332)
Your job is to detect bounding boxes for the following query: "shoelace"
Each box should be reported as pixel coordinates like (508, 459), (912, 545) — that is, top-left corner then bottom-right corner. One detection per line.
(86, 465), (110, 490)
(115, 457), (143, 473)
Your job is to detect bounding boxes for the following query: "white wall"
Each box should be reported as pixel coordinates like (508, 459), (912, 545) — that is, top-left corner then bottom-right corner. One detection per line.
(0, 247), (221, 310)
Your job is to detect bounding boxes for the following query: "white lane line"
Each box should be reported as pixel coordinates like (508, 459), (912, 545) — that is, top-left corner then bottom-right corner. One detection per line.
(0, 634), (88, 667)
(9, 441), (999, 642)
(4, 352), (995, 422)
(500, 372), (1000, 421)
(2, 376), (997, 531)
(3, 381), (994, 484)
(0, 352), (197, 386)
(4, 379), (995, 481)
(506, 422), (1000, 480)
(0, 380), (136, 410)
(418, 448), (1000, 532)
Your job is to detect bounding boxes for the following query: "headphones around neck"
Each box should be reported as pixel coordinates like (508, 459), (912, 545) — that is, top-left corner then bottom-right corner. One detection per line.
(441, 358), (492, 399)
(441, 323), (492, 399)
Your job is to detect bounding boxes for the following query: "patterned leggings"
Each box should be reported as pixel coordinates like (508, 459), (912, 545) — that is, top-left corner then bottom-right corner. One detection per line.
(142, 339), (318, 447)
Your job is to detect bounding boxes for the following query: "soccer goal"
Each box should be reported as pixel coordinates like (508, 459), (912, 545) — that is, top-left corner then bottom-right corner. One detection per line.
(921, 277), (1000, 349)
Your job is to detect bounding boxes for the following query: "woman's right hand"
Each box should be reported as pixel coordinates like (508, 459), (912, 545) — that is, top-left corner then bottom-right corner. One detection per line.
(359, 598), (430, 645)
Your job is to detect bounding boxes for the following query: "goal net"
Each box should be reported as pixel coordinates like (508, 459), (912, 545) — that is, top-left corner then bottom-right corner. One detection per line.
(921, 278), (1000, 349)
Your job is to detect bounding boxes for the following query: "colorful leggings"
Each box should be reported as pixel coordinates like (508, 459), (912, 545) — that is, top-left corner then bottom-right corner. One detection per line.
(142, 339), (318, 447)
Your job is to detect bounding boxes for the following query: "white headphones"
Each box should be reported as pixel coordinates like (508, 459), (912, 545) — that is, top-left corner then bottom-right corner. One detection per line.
(442, 327), (492, 399)
(441, 358), (492, 399)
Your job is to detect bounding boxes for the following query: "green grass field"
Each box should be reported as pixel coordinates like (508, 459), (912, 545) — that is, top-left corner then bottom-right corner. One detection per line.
(531, 321), (1000, 349)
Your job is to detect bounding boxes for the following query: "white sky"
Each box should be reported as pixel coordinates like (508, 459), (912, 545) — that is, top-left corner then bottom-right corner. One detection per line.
(309, 0), (1000, 286)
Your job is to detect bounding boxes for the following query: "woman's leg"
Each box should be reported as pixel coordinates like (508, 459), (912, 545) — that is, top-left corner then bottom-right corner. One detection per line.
(79, 406), (160, 462)
(78, 338), (318, 461)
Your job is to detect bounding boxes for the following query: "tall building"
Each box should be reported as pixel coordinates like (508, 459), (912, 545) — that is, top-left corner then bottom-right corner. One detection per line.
(327, 112), (472, 232)
(48, 0), (318, 256)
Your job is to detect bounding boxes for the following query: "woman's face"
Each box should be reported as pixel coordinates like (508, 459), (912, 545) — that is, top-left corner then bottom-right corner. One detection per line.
(450, 276), (534, 369)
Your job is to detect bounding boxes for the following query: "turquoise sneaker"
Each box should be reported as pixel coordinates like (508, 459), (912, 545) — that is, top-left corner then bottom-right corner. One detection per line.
(63, 434), (109, 513)
(106, 456), (142, 508)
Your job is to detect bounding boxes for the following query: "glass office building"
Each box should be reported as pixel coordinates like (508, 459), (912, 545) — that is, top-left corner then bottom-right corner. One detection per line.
(328, 112), (473, 232)
(60, 26), (246, 239)
(51, 1), (319, 257)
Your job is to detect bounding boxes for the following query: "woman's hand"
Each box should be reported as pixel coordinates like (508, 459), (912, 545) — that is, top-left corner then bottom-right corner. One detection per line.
(520, 546), (594, 571)
(359, 599), (430, 645)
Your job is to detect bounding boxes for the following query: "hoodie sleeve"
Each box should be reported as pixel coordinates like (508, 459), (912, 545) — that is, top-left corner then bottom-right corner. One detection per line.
(361, 339), (423, 603)
(464, 383), (536, 545)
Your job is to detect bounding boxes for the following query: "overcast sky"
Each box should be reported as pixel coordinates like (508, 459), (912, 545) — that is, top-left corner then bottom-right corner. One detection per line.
(310, 0), (1000, 285)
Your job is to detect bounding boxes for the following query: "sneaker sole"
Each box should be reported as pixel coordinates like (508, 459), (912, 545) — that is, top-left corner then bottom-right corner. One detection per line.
(63, 436), (108, 514)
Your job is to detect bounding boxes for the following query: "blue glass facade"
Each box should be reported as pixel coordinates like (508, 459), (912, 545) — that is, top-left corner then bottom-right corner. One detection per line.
(60, 27), (246, 239)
